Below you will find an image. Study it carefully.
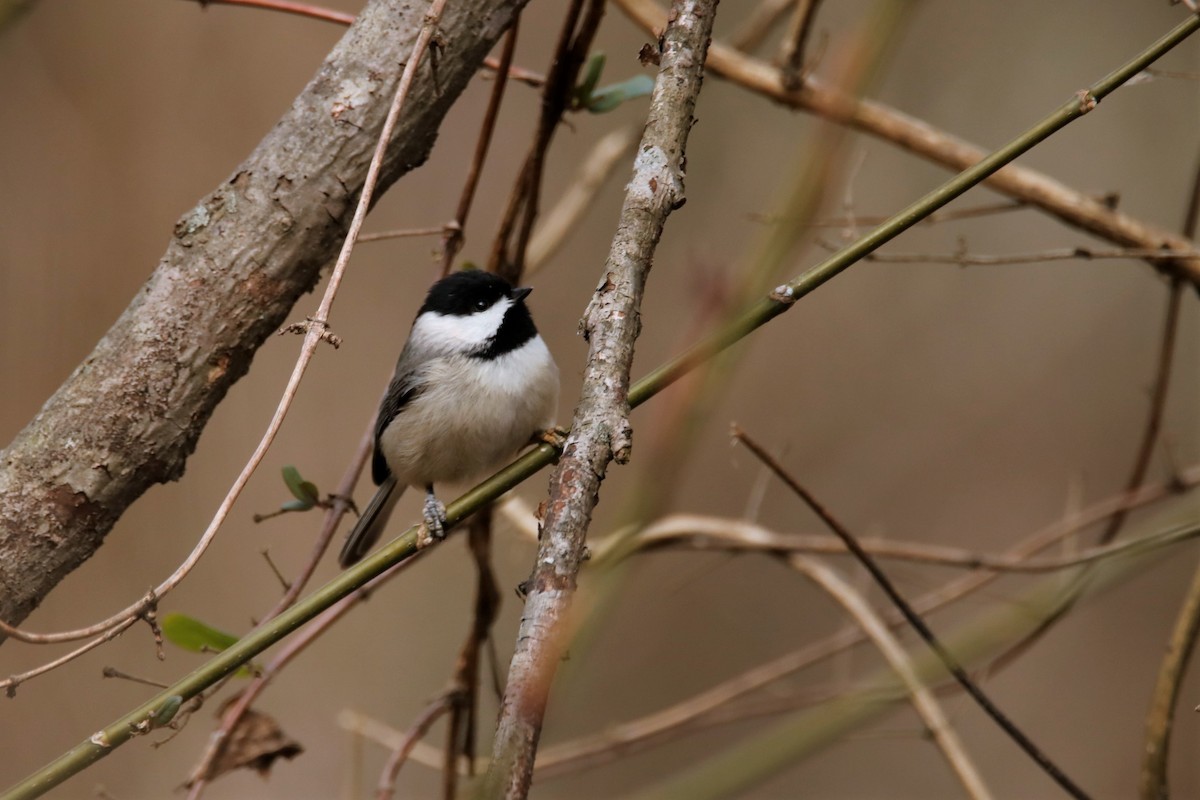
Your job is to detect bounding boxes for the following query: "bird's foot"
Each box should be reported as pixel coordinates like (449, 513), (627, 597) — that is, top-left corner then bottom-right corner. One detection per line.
(422, 490), (447, 541)
(534, 426), (570, 450)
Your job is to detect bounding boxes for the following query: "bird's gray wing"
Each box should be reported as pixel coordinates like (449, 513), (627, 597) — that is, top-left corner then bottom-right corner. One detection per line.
(346, 345), (431, 566)
(371, 343), (432, 485)
(372, 378), (420, 485)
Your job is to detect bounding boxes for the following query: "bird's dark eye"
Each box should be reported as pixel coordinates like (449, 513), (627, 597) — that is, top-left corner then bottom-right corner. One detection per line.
(473, 298), (490, 311)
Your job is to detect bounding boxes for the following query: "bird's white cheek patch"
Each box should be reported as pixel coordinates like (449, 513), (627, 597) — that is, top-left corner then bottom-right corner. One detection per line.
(409, 300), (512, 352)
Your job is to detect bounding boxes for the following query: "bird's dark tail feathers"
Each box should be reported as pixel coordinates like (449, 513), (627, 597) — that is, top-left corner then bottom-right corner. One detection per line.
(338, 475), (404, 567)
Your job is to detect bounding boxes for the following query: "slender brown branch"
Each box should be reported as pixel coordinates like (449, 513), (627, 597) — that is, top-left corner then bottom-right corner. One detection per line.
(442, 509), (503, 799)
(486, 0), (606, 282)
(480, 2), (717, 796)
(259, 549), (292, 592)
(1103, 283), (1185, 547)
(729, 0), (795, 53)
(442, 22), (520, 274)
(614, 0), (1200, 286)
(987, 124), (1195, 693)
(198, 0), (546, 88)
(785, 554), (993, 800)
(191, 0), (355, 24)
(756, 199), (1029, 232)
(1139, 143), (1200, 800)
(482, 58), (546, 87)
(2, 619), (139, 698)
(732, 424), (1093, 800)
(483, 465), (1200, 779)
(175, 415), (374, 788)
(184, 555), (423, 796)
(526, 126), (639, 274)
(779, 0), (823, 90)
(377, 695), (454, 800)
(1142, 558), (1200, 800)
(1144, 66), (1200, 81)
(856, 246), (1200, 266)
(581, 512), (1200, 573)
(358, 225), (448, 242)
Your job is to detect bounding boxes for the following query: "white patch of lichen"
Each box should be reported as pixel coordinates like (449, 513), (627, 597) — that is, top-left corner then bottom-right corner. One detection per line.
(331, 76), (380, 120)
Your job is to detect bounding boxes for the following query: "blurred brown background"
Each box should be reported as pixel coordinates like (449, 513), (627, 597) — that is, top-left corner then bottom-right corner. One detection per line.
(2, 0), (1199, 797)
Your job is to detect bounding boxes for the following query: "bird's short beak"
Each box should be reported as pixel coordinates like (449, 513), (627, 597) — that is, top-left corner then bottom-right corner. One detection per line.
(512, 286), (533, 302)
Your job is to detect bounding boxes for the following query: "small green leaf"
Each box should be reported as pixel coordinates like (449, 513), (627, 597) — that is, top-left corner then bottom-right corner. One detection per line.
(280, 499), (314, 512)
(162, 613), (239, 654)
(281, 466), (320, 505)
(574, 52), (606, 107)
(586, 75), (655, 113)
(162, 614), (256, 676)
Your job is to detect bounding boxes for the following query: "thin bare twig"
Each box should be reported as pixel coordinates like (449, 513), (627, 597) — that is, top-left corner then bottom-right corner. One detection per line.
(729, 0), (796, 53)
(184, 556), (423, 797)
(786, 554), (993, 800)
(486, 0), (606, 281)
(190, 0), (355, 24)
(732, 425), (1092, 800)
(482, 464), (1200, 778)
(442, 509), (503, 799)
(442, 22), (520, 274)
(525, 126), (639, 274)
(190, 0), (545, 88)
(779, 0), (823, 90)
(358, 225), (448, 242)
(259, 549), (292, 592)
(2, 619), (139, 697)
(482, 58), (546, 87)
(377, 695), (454, 800)
(1144, 66), (1200, 81)
(856, 245), (1200, 266)
(175, 415), (375, 790)
(1139, 142), (1200, 800)
(585, 513), (1200, 572)
(614, 0), (1200, 286)
(768, 199), (1022, 230)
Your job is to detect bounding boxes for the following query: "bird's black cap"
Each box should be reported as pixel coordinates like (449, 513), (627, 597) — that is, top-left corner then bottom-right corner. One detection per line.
(419, 270), (530, 317)
(417, 270), (539, 360)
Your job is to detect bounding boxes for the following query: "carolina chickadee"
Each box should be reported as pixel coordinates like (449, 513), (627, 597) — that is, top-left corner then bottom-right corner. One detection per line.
(338, 270), (560, 567)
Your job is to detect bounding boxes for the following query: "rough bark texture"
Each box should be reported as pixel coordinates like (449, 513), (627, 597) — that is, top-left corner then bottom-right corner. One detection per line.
(0, 0), (529, 631)
(480, 1), (718, 797)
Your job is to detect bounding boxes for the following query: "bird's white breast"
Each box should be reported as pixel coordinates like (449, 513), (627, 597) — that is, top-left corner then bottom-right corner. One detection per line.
(378, 335), (558, 488)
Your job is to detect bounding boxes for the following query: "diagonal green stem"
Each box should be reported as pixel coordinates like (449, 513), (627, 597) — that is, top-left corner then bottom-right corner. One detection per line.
(631, 11), (1200, 407)
(4, 11), (1198, 800)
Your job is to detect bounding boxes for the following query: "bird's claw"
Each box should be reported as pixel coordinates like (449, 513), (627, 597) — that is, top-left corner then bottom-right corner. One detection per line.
(422, 492), (447, 540)
(535, 426), (569, 450)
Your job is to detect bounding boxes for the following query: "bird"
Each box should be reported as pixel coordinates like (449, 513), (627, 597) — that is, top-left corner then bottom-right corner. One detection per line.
(337, 270), (560, 567)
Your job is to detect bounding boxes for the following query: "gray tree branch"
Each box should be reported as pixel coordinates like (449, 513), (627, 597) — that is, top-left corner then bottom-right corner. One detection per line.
(0, 0), (528, 632)
(478, 0), (718, 796)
